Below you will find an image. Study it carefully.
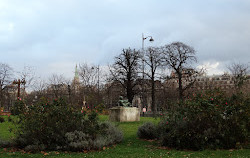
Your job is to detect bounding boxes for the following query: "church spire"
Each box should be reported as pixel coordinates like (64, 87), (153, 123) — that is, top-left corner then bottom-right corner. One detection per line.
(72, 64), (80, 91)
(73, 64), (80, 85)
(74, 64), (79, 80)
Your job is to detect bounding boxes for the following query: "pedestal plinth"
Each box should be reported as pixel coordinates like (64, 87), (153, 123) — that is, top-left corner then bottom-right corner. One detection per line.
(109, 107), (140, 122)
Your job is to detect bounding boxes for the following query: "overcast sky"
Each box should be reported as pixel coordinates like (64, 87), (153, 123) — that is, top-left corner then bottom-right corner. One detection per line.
(1, 0), (250, 80)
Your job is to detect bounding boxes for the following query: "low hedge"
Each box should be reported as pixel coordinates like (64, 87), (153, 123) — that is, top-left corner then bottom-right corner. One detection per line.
(138, 90), (250, 150)
(8, 97), (123, 152)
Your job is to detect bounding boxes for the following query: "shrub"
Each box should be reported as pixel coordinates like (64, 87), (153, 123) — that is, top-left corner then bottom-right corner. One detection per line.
(10, 97), (123, 152)
(138, 89), (250, 150)
(0, 139), (15, 148)
(95, 103), (106, 114)
(158, 90), (250, 150)
(65, 122), (123, 151)
(11, 98), (25, 115)
(24, 144), (46, 152)
(0, 117), (4, 123)
(0, 107), (4, 115)
(137, 122), (157, 140)
(100, 122), (123, 145)
(12, 98), (82, 150)
(65, 131), (93, 151)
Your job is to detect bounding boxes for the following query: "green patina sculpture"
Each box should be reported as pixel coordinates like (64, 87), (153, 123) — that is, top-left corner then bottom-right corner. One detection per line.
(118, 96), (131, 107)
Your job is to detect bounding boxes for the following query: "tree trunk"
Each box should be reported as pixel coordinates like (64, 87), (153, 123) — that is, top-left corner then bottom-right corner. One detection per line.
(151, 76), (156, 116)
(178, 73), (183, 101)
(127, 80), (133, 104)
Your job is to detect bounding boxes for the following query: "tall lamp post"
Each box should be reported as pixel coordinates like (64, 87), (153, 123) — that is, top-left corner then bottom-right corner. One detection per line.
(141, 33), (154, 112)
(142, 33), (154, 79)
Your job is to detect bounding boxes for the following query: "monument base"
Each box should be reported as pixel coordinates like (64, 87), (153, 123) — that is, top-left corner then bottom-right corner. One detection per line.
(109, 107), (140, 122)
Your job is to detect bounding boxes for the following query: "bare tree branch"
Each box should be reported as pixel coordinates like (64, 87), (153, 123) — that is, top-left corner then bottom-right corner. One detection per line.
(162, 42), (198, 101)
(143, 47), (164, 114)
(227, 62), (249, 91)
(0, 63), (13, 107)
(109, 48), (140, 103)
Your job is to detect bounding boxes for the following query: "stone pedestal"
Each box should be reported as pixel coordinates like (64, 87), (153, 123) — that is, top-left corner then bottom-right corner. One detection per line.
(109, 107), (140, 122)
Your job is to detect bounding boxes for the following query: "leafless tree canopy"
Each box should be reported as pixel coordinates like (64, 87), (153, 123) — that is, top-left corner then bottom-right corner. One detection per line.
(162, 42), (198, 100)
(78, 63), (104, 107)
(0, 63), (13, 107)
(79, 63), (99, 87)
(162, 42), (197, 70)
(144, 47), (163, 113)
(227, 62), (249, 90)
(17, 65), (36, 98)
(109, 48), (141, 103)
(18, 66), (35, 88)
(0, 63), (13, 89)
(3, 41), (249, 112)
(144, 47), (163, 80)
(48, 74), (67, 98)
(33, 78), (47, 95)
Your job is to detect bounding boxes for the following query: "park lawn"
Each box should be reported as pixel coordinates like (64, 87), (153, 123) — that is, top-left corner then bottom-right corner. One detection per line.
(0, 116), (15, 140)
(0, 115), (250, 158)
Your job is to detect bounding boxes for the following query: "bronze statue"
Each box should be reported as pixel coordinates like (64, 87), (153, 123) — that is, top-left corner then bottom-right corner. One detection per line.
(118, 96), (131, 107)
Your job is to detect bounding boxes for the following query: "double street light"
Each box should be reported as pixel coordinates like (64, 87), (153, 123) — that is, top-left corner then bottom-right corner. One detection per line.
(142, 33), (154, 51)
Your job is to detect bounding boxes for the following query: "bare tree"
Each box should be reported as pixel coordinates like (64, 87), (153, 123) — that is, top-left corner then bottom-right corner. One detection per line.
(162, 42), (198, 101)
(109, 48), (141, 104)
(79, 63), (99, 87)
(227, 62), (249, 91)
(48, 74), (67, 98)
(33, 78), (48, 96)
(0, 63), (13, 107)
(78, 63), (104, 106)
(144, 47), (163, 114)
(18, 65), (35, 98)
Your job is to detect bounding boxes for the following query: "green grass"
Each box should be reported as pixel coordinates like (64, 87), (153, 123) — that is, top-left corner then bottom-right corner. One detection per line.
(0, 116), (15, 140)
(0, 115), (250, 158)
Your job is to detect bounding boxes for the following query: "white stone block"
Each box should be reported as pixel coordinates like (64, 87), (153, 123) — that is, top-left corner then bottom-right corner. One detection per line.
(109, 107), (140, 122)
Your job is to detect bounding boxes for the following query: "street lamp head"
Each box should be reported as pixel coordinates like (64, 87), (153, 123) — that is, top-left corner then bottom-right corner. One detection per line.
(149, 37), (154, 42)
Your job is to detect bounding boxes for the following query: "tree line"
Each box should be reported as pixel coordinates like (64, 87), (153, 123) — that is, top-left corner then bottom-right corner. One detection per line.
(0, 41), (249, 113)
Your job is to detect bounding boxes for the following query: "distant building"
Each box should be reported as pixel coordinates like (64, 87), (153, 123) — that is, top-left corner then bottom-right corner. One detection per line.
(2, 84), (17, 111)
(170, 68), (198, 79)
(166, 68), (201, 90)
(166, 68), (250, 94)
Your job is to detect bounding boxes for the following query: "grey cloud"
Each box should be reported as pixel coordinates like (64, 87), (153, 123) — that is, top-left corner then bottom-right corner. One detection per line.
(0, 0), (249, 79)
